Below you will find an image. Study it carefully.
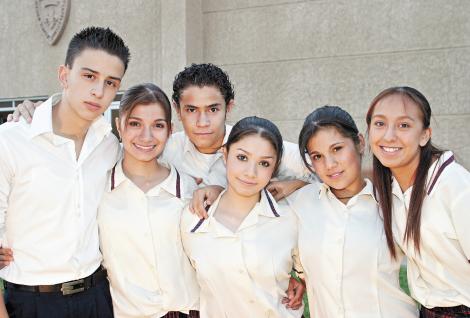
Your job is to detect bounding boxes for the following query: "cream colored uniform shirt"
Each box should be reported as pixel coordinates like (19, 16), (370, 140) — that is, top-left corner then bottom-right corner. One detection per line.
(288, 180), (418, 318)
(391, 151), (470, 308)
(0, 94), (119, 285)
(98, 161), (200, 318)
(160, 125), (314, 187)
(181, 189), (304, 318)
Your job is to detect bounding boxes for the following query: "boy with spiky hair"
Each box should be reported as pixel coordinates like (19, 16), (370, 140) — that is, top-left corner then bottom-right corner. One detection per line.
(0, 26), (129, 317)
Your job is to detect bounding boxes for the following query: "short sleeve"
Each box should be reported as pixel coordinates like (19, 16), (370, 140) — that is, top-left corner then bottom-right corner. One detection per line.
(276, 141), (317, 183)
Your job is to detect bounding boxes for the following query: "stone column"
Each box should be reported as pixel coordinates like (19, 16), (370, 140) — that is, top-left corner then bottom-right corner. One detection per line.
(160, 0), (203, 97)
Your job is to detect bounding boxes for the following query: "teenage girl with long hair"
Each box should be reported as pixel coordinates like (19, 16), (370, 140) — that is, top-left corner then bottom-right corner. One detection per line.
(289, 105), (417, 318)
(367, 86), (470, 318)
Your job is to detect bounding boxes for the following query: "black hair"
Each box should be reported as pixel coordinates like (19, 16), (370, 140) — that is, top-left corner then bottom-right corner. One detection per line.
(226, 116), (284, 175)
(298, 105), (361, 173)
(366, 86), (443, 258)
(65, 26), (130, 72)
(119, 83), (171, 133)
(172, 63), (235, 108)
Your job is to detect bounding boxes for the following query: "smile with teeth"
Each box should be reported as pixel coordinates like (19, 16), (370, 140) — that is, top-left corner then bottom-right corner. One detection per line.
(134, 144), (156, 151)
(381, 146), (401, 153)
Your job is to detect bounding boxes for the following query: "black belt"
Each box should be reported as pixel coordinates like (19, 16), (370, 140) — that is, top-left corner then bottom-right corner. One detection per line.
(4, 266), (107, 296)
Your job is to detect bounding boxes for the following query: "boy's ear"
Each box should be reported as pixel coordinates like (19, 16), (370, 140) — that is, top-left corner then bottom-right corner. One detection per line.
(226, 99), (235, 114)
(173, 101), (182, 121)
(58, 65), (69, 89)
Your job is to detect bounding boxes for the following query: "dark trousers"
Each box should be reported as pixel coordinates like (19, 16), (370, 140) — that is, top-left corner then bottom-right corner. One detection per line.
(420, 305), (470, 318)
(4, 279), (113, 318)
(162, 311), (200, 318)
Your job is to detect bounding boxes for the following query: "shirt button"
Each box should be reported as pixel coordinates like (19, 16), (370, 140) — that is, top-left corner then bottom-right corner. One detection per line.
(238, 269), (244, 274)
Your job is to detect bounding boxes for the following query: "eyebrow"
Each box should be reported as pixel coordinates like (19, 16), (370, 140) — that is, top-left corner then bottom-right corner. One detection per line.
(372, 113), (415, 121)
(128, 116), (167, 121)
(237, 148), (275, 159)
(330, 141), (345, 147)
(184, 103), (222, 108)
(81, 67), (122, 82)
(308, 142), (344, 155)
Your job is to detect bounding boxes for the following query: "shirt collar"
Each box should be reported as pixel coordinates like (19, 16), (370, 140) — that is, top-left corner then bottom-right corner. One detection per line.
(391, 151), (455, 200)
(190, 187), (282, 234)
(108, 159), (182, 198)
(29, 94), (111, 142)
(29, 94), (61, 139)
(182, 124), (232, 155)
(149, 163), (181, 197)
(425, 151), (454, 196)
(318, 178), (375, 202)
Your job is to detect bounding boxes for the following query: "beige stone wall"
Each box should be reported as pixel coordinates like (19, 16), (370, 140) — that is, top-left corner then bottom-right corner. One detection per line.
(202, 0), (470, 168)
(0, 1), (163, 98)
(1, 0), (469, 167)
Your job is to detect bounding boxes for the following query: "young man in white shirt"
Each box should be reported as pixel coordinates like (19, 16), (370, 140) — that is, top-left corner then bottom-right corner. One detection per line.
(0, 27), (130, 318)
(161, 63), (313, 217)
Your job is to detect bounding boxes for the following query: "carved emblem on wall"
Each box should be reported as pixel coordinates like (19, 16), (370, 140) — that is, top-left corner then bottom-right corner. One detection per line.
(35, 0), (71, 45)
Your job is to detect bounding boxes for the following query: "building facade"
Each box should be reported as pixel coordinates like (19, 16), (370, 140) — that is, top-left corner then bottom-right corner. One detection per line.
(1, 0), (469, 168)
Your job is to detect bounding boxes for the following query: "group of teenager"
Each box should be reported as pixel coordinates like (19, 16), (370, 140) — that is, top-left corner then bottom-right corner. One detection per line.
(0, 26), (468, 318)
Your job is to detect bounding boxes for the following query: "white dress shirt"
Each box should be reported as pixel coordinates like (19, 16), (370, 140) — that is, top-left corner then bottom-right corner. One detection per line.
(391, 151), (470, 308)
(160, 125), (313, 187)
(181, 189), (304, 318)
(287, 180), (418, 318)
(0, 94), (119, 285)
(98, 161), (199, 318)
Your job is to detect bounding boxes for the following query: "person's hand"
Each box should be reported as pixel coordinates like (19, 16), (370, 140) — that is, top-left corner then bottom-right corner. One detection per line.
(7, 100), (42, 123)
(189, 185), (224, 219)
(282, 276), (305, 310)
(0, 246), (13, 269)
(266, 179), (308, 201)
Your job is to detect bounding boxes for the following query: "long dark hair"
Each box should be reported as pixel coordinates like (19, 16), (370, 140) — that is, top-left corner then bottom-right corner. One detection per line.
(226, 116), (284, 176)
(366, 86), (443, 258)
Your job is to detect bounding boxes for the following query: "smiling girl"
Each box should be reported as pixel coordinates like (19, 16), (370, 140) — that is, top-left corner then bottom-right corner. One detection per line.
(288, 106), (417, 318)
(98, 83), (200, 318)
(181, 116), (304, 318)
(367, 86), (470, 318)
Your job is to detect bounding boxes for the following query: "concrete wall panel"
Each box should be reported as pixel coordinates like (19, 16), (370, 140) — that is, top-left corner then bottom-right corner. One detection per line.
(203, 0), (308, 12)
(225, 48), (470, 122)
(203, 0), (470, 65)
